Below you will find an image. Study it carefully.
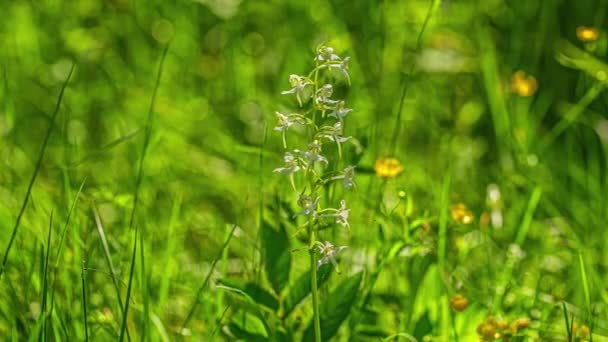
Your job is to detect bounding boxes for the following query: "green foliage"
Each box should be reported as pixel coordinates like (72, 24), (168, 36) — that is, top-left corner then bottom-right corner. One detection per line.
(217, 278), (279, 312)
(282, 264), (332, 319)
(2, 0), (608, 340)
(261, 218), (291, 295)
(302, 271), (363, 341)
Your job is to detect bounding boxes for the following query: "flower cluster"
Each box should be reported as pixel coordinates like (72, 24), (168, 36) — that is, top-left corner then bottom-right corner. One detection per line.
(273, 44), (354, 269)
(476, 316), (531, 341)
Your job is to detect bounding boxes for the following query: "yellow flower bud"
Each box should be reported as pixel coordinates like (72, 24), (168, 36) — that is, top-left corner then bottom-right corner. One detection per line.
(374, 158), (404, 178)
(576, 26), (599, 42)
(450, 294), (469, 312)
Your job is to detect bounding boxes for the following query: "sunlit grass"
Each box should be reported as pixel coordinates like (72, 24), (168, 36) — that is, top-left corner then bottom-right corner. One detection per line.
(1, 0), (608, 341)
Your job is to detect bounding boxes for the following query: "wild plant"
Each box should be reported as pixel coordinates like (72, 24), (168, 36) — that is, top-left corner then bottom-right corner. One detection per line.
(273, 44), (355, 341)
(193, 44), (362, 342)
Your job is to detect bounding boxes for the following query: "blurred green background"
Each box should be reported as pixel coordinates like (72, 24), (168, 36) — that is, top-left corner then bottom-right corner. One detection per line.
(1, 0), (608, 340)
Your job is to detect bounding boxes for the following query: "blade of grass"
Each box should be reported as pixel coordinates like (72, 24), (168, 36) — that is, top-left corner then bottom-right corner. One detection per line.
(48, 178), (86, 320)
(578, 251), (592, 322)
(438, 169), (452, 270)
(180, 223), (239, 333)
(437, 167), (454, 339)
(93, 208), (125, 308)
(125, 44), (168, 341)
(515, 186), (543, 245)
(119, 227), (138, 342)
(478, 24), (512, 166)
(92, 207), (130, 341)
(157, 194), (182, 310)
(540, 83), (605, 150)
(389, 0), (440, 155)
(382, 332), (417, 342)
(209, 305), (231, 341)
(69, 129), (143, 168)
(151, 313), (170, 342)
(563, 302), (572, 342)
(53, 179), (86, 267)
(254, 121), (267, 285)
(37, 211), (53, 342)
(139, 230), (149, 341)
(493, 186), (543, 310)
(81, 261), (89, 342)
(129, 44), (169, 231)
(0, 63), (75, 279)
(217, 224), (232, 318)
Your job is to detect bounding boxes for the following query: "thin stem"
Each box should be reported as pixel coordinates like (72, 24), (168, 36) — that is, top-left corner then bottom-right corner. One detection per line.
(309, 221), (322, 342)
(388, 0), (438, 156)
(81, 261), (89, 342)
(308, 150), (322, 341)
(312, 60), (320, 129)
(0, 63), (75, 279)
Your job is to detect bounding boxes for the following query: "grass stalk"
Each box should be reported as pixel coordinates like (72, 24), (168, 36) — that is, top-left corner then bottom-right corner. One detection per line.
(0, 64), (75, 279)
(81, 261), (89, 342)
(129, 44), (169, 230)
(92, 209), (125, 309)
(139, 231), (149, 341)
(180, 223), (239, 333)
(49, 179), (86, 320)
(119, 227), (138, 342)
(92, 207), (131, 341)
(37, 211), (53, 342)
(578, 251), (592, 321)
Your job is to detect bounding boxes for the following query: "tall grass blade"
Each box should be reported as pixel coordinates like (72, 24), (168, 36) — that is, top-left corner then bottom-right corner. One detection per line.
(578, 251), (592, 321)
(92, 207), (130, 341)
(438, 170), (452, 269)
(180, 223), (239, 333)
(0, 64), (75, 279)
(129, 45), (169, 230)
(139, 230), (150, 341)
(515, 186), (543, 245)
(81, 261), (89, 342)
(37, 211), (53, 342)
(49, 178), (86, 319)
(119, 227), (138, 342)
(93, 208), (125, 308)
(389, 0), (439, 155)
(562, 302), (572, 342)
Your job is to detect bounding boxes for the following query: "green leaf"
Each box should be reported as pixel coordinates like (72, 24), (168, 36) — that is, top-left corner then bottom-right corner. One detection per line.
(261, 218), (291, 295)
(282, 263), (332, 318)
(413, 311), (433, 341)
(355, 324), (390, 338)
(225, 322), (268, 341)
(217, 278), (279, 311)
(224, 311), (268, 342)
(215, 283), (272, 336)
(555, 39), (608, 83)
(302, 272), (363, 341)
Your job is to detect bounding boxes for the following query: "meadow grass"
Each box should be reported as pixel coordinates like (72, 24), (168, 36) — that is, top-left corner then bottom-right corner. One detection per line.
(1, 0), (608, 341)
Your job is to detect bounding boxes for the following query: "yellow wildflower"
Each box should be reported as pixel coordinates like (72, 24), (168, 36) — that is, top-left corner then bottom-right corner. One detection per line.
(449, 294), (468, 312)
(450, 203), (474, 224)
(511, 70), (538, 97)
(576, 26), (599, 42)
(477, 321), (497, 340)
(374, 158), (404, 178)
(579, 324), (590, 339)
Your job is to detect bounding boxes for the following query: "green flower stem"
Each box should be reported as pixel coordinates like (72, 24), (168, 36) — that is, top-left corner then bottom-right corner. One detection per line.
(312, 61), (320, 126)
(308, 161), (322, 341)
(309, 222), (322, 342)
